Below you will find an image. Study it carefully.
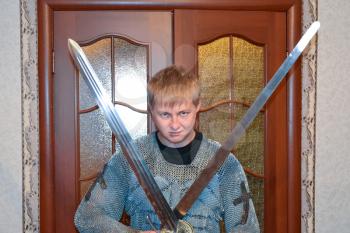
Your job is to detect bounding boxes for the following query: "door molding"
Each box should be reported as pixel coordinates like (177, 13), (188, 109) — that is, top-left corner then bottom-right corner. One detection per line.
(38, 1), (301, 232)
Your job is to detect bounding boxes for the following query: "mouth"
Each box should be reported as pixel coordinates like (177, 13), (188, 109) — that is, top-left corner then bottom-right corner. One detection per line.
(169, 131), (181, 137)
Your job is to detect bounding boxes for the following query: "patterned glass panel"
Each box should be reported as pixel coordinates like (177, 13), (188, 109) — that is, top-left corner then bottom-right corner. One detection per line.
(232, 38), (264, 231)
(79, 110), (112, 198)
(198, 36), (265, 231)
(198, 37), (231, 143)
(114, 38), (148, 139)
(79, 38), (113, 197)
(78, 37), (148, 198)
(80, 38), (112, 109)
(232, 37), (264, 103)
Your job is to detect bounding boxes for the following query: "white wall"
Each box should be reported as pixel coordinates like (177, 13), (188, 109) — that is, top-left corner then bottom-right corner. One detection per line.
(0, 0), (23, 232)
(316, 1), (350, 233)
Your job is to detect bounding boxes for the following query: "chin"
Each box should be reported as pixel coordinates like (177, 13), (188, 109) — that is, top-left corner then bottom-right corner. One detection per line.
(167, 137), (183, 144)
(166, 136), (185, 144)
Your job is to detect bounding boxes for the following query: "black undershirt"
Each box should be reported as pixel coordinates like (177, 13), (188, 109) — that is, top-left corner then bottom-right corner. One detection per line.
(156, 131), (203, 165)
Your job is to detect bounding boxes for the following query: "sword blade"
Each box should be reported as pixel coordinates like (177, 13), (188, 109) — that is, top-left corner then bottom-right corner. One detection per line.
(175, 21), (320, 217)
(68, 39), (177, 230)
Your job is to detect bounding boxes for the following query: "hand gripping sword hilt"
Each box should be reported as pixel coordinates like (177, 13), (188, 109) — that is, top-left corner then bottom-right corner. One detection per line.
(160, 220), (193, 233)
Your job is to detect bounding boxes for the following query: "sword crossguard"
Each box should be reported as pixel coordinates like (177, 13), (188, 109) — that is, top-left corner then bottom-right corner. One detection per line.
(160, 220), (193, 233)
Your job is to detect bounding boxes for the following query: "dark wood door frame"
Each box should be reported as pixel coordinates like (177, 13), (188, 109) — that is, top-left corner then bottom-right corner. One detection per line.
(38, 1), (301, 232)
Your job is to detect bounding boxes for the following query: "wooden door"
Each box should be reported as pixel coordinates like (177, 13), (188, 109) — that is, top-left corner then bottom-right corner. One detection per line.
(174, 10), (287, 232)
(53, 11), (172, 233)
(39, 3), (301, 233)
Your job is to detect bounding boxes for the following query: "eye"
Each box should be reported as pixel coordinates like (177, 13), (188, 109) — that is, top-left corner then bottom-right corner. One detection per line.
(159, 112), (170, 119)
(179, 111), (190, 117)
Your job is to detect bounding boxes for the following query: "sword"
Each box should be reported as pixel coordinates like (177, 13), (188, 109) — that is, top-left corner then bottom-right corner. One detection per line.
(68, 39), (179, 231)
(174, 21), (320, 218)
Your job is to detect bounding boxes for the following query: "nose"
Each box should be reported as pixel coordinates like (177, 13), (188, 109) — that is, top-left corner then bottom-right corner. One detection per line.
(170, 116), (180, 130)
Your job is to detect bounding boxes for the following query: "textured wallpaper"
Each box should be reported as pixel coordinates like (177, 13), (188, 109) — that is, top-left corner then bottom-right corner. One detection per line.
(315, 1), (350, 232)
(21, 0), (39, 232)
(301, 1), (318, 232)
(0, 1), (22, 233)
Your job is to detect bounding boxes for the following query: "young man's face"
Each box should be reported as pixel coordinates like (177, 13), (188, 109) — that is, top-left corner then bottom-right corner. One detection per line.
(151, 100), (200, 148)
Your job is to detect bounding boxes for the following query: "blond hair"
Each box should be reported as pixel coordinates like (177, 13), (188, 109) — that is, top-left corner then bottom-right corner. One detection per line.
(147, 66), (201, 108)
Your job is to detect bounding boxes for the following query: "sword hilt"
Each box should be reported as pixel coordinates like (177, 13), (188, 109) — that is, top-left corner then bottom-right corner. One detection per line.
(160, 220), (193, 233)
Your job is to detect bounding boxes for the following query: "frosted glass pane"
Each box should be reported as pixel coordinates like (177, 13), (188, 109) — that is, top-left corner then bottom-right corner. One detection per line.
(198, 37), (230, 105)
(80, 180), (94, 199)
(114, 38), (148, 138)
(80, 109), (112, 197)
(115, 105), (147, 139)
(198, 37), (230, 143)
(234, 106), (264, 174)
(232, 37), (264, 232)
(232, 37), (264, 103)
(199, 106), (232, 144)
(197, 36), (265, 231)
(247, 174), (264, 232)
(80, 38), (112, 110)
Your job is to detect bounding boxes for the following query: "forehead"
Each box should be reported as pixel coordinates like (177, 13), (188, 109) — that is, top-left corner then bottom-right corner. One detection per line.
(152, 99), (197, 111)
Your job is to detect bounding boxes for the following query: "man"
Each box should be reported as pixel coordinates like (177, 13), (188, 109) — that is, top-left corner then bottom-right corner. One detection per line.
(75, 66), (260, 233)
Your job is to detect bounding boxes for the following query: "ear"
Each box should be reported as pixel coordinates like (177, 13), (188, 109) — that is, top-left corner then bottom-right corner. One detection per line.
(195, 101), (201, 112)
(148, 104), (154, 115)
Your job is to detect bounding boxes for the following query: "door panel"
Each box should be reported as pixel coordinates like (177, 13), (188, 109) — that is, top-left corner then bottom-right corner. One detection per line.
(54, 11), (172, 233)
(174, 10), (287, 233)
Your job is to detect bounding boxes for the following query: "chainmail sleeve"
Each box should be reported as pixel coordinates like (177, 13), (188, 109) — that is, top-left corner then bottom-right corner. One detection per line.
(74, 152), (138, 233)
(218, 155), (260, 233)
